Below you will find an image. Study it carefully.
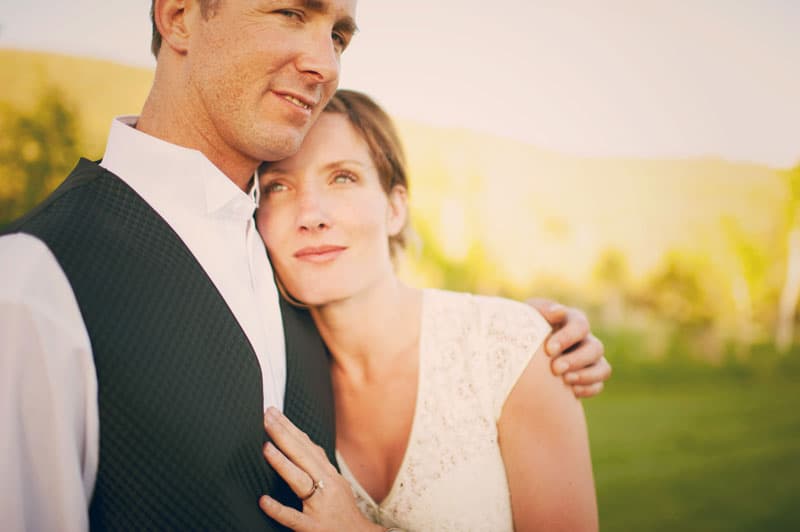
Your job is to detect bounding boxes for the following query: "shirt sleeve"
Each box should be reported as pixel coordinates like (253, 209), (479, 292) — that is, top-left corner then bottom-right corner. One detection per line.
(474, 296), (552, 420)
(0, 233), (97, 532)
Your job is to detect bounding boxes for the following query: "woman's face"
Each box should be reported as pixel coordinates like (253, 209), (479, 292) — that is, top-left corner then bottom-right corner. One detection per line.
(256, 113), (406, 306)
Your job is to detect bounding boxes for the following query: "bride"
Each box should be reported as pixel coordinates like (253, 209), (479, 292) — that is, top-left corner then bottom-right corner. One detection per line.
(254, 90), (598, 531)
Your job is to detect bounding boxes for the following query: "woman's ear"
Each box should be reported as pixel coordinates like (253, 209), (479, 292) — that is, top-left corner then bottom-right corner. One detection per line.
(152, 0), (194, 55)
(386, 184), (409, 237)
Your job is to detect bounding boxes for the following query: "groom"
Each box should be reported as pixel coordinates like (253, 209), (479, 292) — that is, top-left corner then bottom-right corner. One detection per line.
(0, 1), (610, 530)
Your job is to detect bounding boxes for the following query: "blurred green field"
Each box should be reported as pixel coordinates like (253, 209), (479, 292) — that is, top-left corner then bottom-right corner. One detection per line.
(586, 365), (800, 531)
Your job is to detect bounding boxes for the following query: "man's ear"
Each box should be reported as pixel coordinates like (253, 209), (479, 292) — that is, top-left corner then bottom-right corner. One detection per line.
(153, 0), (195, 55)
(386, 185), (409, 237)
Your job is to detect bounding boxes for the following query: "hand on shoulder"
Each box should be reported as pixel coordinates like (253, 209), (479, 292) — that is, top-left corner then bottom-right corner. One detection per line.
(526, 298), (611, 397)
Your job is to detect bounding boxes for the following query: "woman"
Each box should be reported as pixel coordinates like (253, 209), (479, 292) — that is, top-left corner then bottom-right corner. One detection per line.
(255, 90), (598, 531)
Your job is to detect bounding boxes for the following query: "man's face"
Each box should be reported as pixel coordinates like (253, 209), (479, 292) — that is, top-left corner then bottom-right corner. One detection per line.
(185, 0), (358, 164)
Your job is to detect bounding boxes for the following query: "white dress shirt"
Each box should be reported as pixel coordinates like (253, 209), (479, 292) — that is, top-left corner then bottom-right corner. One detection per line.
(0, 117), (286, 532)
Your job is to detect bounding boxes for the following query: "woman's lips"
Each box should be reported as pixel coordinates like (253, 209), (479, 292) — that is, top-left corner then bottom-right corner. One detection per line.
(293, 245), (347, 263)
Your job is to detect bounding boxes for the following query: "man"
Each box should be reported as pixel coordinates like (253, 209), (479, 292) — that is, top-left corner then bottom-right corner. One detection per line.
(0, 1), (610, 530)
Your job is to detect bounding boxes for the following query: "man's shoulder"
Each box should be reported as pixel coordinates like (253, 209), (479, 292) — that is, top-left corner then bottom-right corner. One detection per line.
(3, 158), (109, 235)
(0, 233), (66, 302)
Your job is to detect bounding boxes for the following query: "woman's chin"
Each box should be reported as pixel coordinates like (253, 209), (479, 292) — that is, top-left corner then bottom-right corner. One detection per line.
(285, 288), (343, 308)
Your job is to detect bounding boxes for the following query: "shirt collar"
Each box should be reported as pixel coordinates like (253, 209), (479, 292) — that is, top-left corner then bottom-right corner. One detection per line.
(100, 116), (258, 221)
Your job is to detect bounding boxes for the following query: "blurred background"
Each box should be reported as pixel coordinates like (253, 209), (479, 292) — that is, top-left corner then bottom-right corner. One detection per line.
(2, 1), (799, 530)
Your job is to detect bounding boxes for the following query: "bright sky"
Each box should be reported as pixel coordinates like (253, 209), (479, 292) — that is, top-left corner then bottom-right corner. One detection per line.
(1, 0), (798, 167)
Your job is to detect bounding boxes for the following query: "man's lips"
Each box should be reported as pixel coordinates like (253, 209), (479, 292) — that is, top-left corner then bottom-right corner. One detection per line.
(293, 245), (347, 263)
(273, 90), (316, 111)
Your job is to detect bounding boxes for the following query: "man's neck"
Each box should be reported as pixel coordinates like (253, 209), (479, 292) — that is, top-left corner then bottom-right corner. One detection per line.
(137, 72), (258, 192)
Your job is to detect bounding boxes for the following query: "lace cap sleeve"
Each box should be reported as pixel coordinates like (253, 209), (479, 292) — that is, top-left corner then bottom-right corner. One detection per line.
(473, 296), (552, 420)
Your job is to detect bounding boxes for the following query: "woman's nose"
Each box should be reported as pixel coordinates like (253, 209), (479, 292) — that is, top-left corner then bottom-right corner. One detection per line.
(296, 190), (330, 232)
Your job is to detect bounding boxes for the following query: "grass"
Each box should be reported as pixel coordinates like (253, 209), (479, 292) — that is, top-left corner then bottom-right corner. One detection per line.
(585, 369), (800, 531)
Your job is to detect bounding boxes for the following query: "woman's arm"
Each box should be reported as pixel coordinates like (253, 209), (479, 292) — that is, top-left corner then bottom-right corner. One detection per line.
(498, 345), (598, 531)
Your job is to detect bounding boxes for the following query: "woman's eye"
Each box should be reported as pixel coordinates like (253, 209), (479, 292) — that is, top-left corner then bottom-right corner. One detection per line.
(332, 173), (355, 184)
(263, 182), (288, 194)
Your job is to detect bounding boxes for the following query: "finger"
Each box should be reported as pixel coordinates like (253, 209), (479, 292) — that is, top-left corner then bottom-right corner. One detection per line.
(268, 407), (318, 448)
(264, 408), (327, 479)
(552, 335), (604, 376)
(526, 298), (568, 330)
(564, 357), (612, 387)
(546, 308), (590, 357)
(270, 409), (333, 468)
(263, 441), (315, 498)
(573, 381), (604, 398)
(259, 495), (313, 531)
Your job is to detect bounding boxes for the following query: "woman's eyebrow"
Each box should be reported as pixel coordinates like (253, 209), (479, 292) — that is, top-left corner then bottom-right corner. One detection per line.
(321, 159), (368, 171)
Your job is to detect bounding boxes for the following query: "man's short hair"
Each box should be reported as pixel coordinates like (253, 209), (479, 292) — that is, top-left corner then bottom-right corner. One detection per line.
(150, 0), (221, 57)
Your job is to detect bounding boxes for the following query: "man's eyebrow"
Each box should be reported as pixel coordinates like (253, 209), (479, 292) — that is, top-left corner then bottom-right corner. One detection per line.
(300, 0), (359, 35)
(334, 17), (358, 36)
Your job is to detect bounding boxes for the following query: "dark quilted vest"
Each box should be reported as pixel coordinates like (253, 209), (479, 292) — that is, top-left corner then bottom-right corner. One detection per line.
(5, 159), (336, 530)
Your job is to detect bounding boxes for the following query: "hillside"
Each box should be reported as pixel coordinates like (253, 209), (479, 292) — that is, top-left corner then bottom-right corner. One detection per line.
(1, 48), (154, 157)
(397, 120), (786, 285)
(2, 48), (788, 288)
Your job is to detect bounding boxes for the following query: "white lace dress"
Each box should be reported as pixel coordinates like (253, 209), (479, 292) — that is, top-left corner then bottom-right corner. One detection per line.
(337, 289), (551, 532)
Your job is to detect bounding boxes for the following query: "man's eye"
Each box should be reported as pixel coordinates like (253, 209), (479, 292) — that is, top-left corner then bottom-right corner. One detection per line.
(333, 32), (348, 51)
(276, 9), (302, 20)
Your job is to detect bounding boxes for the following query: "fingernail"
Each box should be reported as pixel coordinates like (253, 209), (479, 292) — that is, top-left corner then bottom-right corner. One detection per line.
(548, 340), (562, 356)
(260, 494), (276, 507)
(554, 359), (569, 375)
(264, 441), (275, 454)
(564, 372), (578, 384)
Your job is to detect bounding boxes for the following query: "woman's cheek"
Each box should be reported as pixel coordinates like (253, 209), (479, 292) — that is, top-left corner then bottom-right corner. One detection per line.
(256, 211), (279, 249)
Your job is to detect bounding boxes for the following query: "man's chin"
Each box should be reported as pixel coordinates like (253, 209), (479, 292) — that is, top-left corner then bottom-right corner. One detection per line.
(254, 134), (305, 163)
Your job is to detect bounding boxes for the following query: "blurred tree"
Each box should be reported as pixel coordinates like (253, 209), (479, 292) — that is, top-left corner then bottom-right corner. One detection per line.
(776, 163), (800, 352)
(593, 248), (630, 325)
(0, 85), (83, 226)
(641, 251), (716, 330)
(413, 218), (493, 294)
(721, 216), (772, 352)
(636, 251), (732, 362)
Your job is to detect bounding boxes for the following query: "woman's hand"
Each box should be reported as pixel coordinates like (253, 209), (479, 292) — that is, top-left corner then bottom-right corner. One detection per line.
(260, 407), (383, 532)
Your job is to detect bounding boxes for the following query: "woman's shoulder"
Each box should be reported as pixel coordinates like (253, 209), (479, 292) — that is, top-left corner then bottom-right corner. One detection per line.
(423, 288), (551, 342)
(423, 288), (552, 419)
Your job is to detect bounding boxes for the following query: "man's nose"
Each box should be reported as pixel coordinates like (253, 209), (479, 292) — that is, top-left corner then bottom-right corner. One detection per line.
(296, 30), (340, 84)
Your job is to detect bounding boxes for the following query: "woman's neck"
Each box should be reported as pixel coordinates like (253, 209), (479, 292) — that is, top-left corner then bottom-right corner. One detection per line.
(309, 275), (422, 384)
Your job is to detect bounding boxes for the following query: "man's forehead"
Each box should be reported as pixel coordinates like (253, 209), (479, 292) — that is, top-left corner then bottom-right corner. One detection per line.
(281, 0), (358, 31)
(293, 0), (357, 17)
